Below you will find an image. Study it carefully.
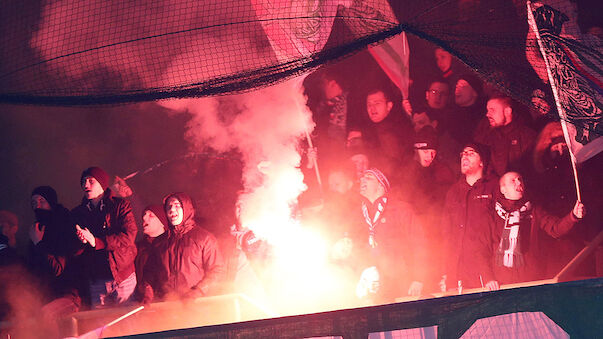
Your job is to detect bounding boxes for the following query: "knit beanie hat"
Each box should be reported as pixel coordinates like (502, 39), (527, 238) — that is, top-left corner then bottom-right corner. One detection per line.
(142, 205), (168, 229)
(463, 142), (490, 171)
(363, 168), (390, 193)
(414, 126), (439, 150)
(31, 186), (58, 209)
(81, 167), (110, 190)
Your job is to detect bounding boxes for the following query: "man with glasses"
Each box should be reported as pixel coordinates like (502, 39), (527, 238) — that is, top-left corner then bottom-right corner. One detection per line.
(439, 143), (499, 292)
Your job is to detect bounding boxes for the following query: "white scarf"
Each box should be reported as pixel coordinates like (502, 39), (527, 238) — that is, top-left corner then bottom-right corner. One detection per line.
(362, 197), (387, 248)
(495, 200), (532, 268)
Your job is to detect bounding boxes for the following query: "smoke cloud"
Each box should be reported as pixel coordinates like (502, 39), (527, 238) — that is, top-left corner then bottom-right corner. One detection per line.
(160, 76), (313, 241)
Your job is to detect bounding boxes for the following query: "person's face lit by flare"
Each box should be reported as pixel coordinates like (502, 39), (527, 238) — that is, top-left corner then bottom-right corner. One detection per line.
(366, 91), (393, 123)
(460, 147), (482, 175)
(360, 172), (384, 201)
(486, 98), (511, 127)
(142, 210), (165, 238)
(417, 149), (437, 167)
(435, 48), (452, 73)
(426, 82), (450, 110)
(82, 176), (104, 200)
(500, 172), (524, 201)
(165, 197), (184, 226)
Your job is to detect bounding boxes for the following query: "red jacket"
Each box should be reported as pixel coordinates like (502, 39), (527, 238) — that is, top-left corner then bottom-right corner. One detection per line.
(70, 189), (138, 284)
(158, 192), (224, 299)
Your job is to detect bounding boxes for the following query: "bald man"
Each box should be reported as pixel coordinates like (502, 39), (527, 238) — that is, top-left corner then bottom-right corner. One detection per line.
(483, 171), (584, 290)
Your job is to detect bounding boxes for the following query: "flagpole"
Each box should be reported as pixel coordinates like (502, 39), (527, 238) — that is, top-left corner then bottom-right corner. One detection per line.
(526, 1), (582, 201)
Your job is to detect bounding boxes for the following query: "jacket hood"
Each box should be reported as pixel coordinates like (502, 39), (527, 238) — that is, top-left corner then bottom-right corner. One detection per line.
(163, 192), (196, 234)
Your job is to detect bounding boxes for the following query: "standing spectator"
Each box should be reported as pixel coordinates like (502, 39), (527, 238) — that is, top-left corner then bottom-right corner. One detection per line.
(447, 73), (486, 145)
(352, 168), (426, 302)
(425, 79), (452, 115)
(134, 205), (168, 304)
(399, 126), (455, 213)
(29, 186), (79, 301)
(411, 108), (461, 173)
(309, 71), (361, 158)
(398, 127), (455, 291)
(360, 88), (414, 174)
(486, 172), (585, 288)
(530, 122), (593, 278)
(441, 143), (499, 291)
(71, 166), (138, 307)
(474, 96), (537, 176)
(434, 48), (461, 88)
(159, 192), (225, 299)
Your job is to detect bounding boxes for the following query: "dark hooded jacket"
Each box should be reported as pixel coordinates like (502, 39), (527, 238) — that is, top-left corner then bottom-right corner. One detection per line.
(157, 193), (224, 299)
(441, 175), (499, 288)
(361, 110), (414, 173)
(70, 189), (138, 285)
(29, 203), (81, 300)
(134, 232), (167, 303)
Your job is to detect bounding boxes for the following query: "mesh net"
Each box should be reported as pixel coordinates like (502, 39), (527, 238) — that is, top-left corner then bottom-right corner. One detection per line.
(0, 0), (600, 114)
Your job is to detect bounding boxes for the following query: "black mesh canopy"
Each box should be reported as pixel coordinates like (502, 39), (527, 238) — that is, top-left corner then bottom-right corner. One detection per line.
(0, 0), (600, 110)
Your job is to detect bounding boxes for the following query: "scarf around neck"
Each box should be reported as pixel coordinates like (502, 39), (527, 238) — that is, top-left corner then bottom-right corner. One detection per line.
(495, 198), (532, 268)
(362, 196), (388, 248)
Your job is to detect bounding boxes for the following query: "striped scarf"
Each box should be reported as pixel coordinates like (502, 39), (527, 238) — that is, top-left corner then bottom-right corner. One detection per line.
(362, 197), (387, 248)
(495, 200), (532, 268)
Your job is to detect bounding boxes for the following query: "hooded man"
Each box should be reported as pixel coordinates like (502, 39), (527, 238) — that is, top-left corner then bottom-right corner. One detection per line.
(71, 166), (138, 307)
(29, 186), (79, 300)
(159, 192), (224, 299)
(134, 205), (168, 304)
(483, 172), (585, 289)
(352, 168), (426, 302)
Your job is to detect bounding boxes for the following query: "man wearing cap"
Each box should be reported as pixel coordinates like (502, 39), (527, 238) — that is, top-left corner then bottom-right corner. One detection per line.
(134, 205), (168, 304)
(440, 143), (499, 291)
(71, 166), (138, 307)
(352, 168), (427, 302)
(159, 192), (224, 299)
(473, 96), (536, 176)
(399, 127), (455, 288)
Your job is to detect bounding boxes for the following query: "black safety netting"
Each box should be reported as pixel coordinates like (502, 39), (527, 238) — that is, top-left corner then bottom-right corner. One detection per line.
(0, 0), (600, 111)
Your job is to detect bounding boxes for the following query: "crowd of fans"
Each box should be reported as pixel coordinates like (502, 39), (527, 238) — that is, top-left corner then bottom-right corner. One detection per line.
(0, 39), (601, 337)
